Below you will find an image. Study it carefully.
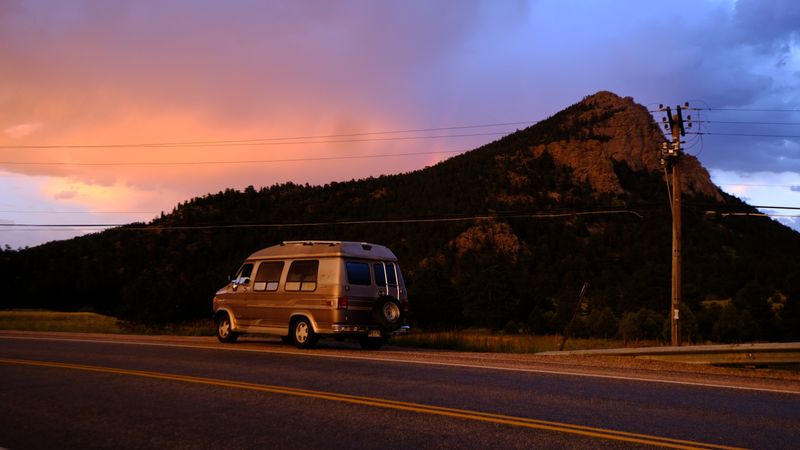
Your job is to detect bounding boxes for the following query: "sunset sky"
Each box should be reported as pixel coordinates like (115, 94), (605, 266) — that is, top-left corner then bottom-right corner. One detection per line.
(2, 0), (799, 248)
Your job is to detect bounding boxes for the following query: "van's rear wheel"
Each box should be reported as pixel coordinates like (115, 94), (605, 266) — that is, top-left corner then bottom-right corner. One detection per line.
(292, 317), (318, 349)
(216, 313), (239, 343)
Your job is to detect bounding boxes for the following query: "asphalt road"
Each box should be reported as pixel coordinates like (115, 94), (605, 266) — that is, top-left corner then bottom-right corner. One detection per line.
(0, 332), (798, 449)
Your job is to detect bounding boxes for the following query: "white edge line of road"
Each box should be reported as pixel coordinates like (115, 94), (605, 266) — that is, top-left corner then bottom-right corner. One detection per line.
(2, 334), (798, 395)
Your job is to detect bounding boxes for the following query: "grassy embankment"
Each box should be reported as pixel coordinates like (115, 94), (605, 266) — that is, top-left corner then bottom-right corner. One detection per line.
(0, 310), (214, 336)
(392, 330), (637, 353)
(1, 310), (653, 352)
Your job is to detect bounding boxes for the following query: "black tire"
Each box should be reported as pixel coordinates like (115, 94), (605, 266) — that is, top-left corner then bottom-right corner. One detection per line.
(372, 297), (403, 332)
(358, 336), (385, 350)
(292, 317), (318, 349)
(216, 313), (239, 343)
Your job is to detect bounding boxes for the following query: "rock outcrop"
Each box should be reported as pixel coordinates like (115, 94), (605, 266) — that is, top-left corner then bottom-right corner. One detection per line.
(530, 91), (722, 200)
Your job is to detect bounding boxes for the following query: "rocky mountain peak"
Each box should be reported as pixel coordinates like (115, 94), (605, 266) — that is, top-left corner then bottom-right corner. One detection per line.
(530, 91), (722, 200)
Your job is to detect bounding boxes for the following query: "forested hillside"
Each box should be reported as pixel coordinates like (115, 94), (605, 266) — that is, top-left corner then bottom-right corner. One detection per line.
(2, 91), (799, 342)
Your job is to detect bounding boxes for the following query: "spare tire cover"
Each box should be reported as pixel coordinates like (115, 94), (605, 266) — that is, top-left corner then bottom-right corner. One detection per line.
(372, 297), (403, 331)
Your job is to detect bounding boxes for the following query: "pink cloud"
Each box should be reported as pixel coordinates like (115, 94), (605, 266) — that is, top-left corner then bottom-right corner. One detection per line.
(3, 122), (43, 139)
(52, 190), (77, 200)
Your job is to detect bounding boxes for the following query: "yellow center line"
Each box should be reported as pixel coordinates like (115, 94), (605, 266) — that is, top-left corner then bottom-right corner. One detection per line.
(0, 357), (746, 450)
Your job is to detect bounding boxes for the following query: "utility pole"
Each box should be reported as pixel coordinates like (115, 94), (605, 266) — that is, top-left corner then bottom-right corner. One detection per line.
(659, 103), (691, 346)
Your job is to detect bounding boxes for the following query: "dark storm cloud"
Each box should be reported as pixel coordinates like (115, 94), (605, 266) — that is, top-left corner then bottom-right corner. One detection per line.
(733, 0), (800, 49)
(654, 0), (800, 174)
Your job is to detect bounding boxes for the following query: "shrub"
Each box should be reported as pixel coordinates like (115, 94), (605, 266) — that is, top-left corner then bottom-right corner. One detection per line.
(618, 308), (665, 342)
(712, 305), (760, 343)
(589, 306), (618, 338)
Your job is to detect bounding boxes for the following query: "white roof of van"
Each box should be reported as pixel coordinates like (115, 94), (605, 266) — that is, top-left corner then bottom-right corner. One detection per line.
(247, 241), (398, 261)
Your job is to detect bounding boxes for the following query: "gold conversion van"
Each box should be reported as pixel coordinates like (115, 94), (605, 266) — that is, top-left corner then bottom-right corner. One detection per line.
(212, 241), (409, 349)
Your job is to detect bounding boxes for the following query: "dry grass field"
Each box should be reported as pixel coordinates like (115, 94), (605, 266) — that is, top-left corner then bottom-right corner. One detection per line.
(0, 310), (214, 336)
(1, 310), (660, 352)
(392, 330), (647, 353)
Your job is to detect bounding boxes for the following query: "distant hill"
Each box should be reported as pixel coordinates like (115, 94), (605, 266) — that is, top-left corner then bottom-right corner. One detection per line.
(2, 91), (799, 342)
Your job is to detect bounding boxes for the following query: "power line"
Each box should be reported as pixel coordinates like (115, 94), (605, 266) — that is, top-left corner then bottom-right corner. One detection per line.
(750, 205), (800, 210)
(0, 209), (644, 231)
(696, 120), (800, 126)
(717, 184), (800, 190)
(0, 122), (667, 166)
(0, 210), (161, 214)
(649, 107), (800, 113)
(8, 208), (799, 231)
(6, 108), (799, 151)
(688, 131), (800, 139)
(0, 108), (796, 188)
(0, 123), (535, 150)
(0, 224), (138, 228)
(0, 201), (680, 217)
(0, 122), (648, 153)
(0, 120), (676, 153)
(0, 149), (465, 167)
(0, 201), (740, 217)
(706, 211), (800, 218)
(0, 131), (510, 149)
(703, 204), (800, 219)
(701, 107), (800, 113)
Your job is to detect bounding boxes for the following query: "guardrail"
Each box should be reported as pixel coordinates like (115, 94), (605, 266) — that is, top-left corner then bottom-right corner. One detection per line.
(538, 343), (800, 367)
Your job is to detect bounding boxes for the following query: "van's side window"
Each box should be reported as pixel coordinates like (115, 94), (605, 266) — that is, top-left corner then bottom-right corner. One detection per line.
(254, 261), (284, 291)
(285, 260), (319, 292)
(235, 263), (254, 285)
(346, 262), (371, 285)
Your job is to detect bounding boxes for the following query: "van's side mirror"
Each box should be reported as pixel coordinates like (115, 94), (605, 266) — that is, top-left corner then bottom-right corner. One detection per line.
(233, 277), (250, 286)
(231, 276), (250, 291)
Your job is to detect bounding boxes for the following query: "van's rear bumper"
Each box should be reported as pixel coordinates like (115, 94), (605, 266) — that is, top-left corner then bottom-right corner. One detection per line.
(330, 324), (410, 335)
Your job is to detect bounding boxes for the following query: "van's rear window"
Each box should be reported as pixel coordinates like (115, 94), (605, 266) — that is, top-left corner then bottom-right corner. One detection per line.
(346, 262), (371, 285)
(285, 260), (319, 292)
(373, 264), (386, 286)
(374, 263), (398, 287)
(385, 263), (398, 286)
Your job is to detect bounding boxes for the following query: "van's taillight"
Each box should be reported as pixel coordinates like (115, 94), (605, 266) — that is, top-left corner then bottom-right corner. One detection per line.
(337, 297), (348, 309)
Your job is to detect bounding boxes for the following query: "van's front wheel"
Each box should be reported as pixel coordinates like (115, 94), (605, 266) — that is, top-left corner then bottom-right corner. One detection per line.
(215, 313), (239, 343)
(292, 317), (318, 349)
